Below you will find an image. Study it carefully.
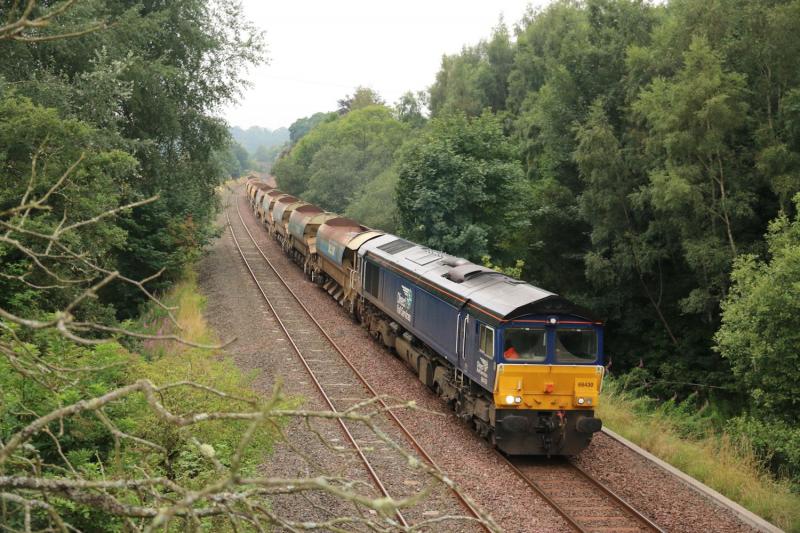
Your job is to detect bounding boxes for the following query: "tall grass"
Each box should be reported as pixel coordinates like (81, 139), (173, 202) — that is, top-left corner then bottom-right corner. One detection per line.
(599, 380), (800, 532)
(127, 270), (287, 493)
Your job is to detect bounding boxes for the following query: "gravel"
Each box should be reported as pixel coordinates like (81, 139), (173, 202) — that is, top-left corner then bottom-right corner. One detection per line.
(574, 433), (759, 533)
(195, 187), (760, 533)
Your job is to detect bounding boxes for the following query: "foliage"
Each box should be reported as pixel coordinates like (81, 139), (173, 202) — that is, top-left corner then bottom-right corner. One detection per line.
(394, 90), (428, 128)
(726, 416), (800, 491)
(230, 125), (290, 153)
(288, 111), (337, 144)
(345, 168), (400, 232)
(0, 92), (137, 323)
(126, 273), (279, 491)
(0, 0), (266, 316)
(396, 111), (525, 260)
(337, 86), (385, 114)
(274, 104), (409, 213)
(0, 272), (282, 530)
(215, 140), (253, 178)
(715, 194), (800, 422)
(253, 142), (285, 167)
(429, 21), (514, 117)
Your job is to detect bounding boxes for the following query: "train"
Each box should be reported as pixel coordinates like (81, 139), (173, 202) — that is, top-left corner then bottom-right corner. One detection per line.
(245, 176), (605, 455)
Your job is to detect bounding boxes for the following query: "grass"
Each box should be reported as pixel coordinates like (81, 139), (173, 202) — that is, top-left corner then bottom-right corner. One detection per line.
(123, 269), (295, 524)
(598, 380), (800, 532)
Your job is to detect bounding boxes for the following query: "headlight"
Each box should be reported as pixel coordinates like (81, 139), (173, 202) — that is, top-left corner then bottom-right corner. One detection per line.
(504, 395), (515, 405)
(577, 397), (585, 405)
(515, 396), (522, 404)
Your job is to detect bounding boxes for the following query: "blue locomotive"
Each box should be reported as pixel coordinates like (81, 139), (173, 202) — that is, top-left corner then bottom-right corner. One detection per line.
(247, 178), (604, 455)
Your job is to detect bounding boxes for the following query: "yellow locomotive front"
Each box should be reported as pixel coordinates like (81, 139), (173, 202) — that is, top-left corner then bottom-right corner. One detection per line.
(493, 318), (604, 455)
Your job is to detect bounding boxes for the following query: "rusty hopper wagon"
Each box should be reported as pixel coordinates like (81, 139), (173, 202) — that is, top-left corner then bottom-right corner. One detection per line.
(262, 190), (289, 229)
(271, 195), (306, 245)
(287, 205), (337, 274)
(314, 217), (383, 311)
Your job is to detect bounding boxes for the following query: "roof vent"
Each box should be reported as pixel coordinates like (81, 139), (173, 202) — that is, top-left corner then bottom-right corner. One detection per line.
(441, 257), (469, 267)
(377, 238), (415, 255)
(444, 264), (497, 283)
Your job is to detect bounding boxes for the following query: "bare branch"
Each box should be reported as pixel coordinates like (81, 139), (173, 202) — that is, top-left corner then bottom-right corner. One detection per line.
(0, 0), (107, 42)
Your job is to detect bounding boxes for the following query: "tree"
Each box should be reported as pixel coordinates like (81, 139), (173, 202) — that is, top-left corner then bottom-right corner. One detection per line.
(337, 86), (385, 114)
(274, 105), (408, 212)
(230, 125), (289, 153)
(0, 0), (267, 315)
(396, 111), (525, 260)
(575, 100), (681, 358)
(634, 36), (751, 317)
(428, 21), (513, 118)
(716, 194), (800, 422)
(394, 90), (428, 128)
(253, 142), (285, 166)
(345, 168), (399, 232)
(287, 111), (337, 144)
(0, 93), (138, 324)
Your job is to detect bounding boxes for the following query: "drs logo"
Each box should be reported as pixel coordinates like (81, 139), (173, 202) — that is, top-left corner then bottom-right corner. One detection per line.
(396, 285), (413, 322)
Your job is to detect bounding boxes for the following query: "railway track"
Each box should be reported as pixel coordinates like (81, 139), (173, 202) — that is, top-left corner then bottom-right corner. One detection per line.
(226, 192), (492, 532)
(506, 456), (664, 533)
(229, 186), (666, 533)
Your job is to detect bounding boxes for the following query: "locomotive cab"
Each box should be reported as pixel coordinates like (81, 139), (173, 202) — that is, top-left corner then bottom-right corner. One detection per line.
(492, 316), (604, 455)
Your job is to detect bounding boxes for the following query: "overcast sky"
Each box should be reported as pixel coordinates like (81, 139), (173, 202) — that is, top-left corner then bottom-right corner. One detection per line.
(222, 0), (546, 131)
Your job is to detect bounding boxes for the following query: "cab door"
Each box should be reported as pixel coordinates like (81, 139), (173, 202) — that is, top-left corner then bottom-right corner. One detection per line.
(462, 315), (494, 389)
(457, 311), (470, 371)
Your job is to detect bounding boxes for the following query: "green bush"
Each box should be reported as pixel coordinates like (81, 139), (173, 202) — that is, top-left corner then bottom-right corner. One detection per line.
(727, 417), (800, 491)
(0, 274), (287, 530)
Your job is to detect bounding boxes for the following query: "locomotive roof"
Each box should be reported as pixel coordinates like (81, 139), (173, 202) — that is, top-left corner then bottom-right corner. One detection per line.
(358, 234), (596, 324)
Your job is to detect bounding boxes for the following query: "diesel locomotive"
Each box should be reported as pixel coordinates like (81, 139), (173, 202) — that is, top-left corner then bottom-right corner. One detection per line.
(245, 177), (604, 455)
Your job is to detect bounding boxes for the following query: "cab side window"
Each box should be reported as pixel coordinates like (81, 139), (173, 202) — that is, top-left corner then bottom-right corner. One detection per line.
(364, 261), (380, 297)
(478, 324), (494, 357)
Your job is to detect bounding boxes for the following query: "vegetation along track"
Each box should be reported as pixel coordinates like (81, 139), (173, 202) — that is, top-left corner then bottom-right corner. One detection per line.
(228, 187), (667, 533)
(225, 191), (493, 532)
(507, 457), (664, 533)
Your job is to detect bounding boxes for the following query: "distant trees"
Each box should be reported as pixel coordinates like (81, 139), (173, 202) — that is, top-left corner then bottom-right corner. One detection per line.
(288, 111), (337, 144)
(273, 102), (409, 229)
(337, 86), (385, 114)
(230, 125), (289, 153)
